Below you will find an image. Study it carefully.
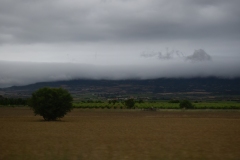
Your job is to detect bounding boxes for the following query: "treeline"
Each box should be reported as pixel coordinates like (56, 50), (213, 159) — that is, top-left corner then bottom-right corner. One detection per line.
(0, 96), (29, 106)
(73, 99), (240, 109)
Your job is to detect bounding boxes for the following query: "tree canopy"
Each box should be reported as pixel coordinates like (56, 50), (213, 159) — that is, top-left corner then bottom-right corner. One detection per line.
(30, 87), (73, 121)
(179, 100), (194, 109)
(125, 98), (135, 109)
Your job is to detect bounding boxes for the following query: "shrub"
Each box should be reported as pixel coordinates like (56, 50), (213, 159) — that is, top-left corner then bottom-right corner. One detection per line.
(125, 98), (135, 109)
(30, 87), (73, 121)
(179, 100), (194, 109)
(168, 100), (180, 103)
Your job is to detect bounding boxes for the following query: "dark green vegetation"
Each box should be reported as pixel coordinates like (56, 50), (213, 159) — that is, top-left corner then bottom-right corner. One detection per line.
(73, 100), (240, 109)
(30, 88), (73, 121)
(0, 95), (28, 106)
(179, 100), (194, 109)
(1, 107), (240, 160)
(124, 98), (135, 108)
(1, 96), (239, 110)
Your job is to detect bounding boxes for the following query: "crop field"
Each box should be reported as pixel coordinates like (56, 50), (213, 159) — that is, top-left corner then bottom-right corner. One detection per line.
(73, 101), (240, 109)
(1, 107), (240, 160)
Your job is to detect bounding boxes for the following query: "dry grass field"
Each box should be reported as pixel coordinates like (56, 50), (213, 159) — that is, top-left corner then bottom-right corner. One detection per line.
(0, 107), (240, 160)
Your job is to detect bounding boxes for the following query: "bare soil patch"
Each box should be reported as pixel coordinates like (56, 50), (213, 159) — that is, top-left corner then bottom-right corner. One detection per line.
(1, 107), (240, 160)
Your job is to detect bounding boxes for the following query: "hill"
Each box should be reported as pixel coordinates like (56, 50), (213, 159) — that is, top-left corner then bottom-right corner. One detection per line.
(0, 77), (240, 101)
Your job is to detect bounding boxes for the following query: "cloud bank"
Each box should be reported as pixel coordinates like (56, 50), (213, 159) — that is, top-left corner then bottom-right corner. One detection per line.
(141, 49), (212, 62)
(1, 59), (239, 88)
(0, 0), (240, 87)
(1, 0), (239, 44)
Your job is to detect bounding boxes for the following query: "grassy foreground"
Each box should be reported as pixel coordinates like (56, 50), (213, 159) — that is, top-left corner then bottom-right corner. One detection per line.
(0, 107), (240, 160)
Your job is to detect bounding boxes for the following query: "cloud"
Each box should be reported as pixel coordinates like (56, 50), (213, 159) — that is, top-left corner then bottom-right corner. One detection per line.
(0, 0), (240, 45)
(141, 49), (185, 60)
(0, 0), (239, 58)
(140, 52), (158, 58)
(0, 60), (240, 88)
(186, 49), (212, 62)
(0, 0), (240, 88)
(158, 50), (185, 60)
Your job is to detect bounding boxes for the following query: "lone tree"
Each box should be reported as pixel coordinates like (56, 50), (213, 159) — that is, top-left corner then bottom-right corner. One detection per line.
(125, 98), (135, 109)
(179, 100), (194, 109)
(30, 87), (73, 121)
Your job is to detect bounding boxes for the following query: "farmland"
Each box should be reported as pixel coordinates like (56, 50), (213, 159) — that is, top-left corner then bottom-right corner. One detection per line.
(1, 107), (240, 160)
(73, 100), (240, 109)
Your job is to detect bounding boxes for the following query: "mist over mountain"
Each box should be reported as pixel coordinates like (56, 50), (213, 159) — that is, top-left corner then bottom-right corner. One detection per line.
(1, 58), (240, 88)
(1, 0), (240, 90)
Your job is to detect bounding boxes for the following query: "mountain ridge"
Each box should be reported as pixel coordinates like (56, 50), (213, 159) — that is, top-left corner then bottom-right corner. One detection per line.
(1, 77), (240, 100)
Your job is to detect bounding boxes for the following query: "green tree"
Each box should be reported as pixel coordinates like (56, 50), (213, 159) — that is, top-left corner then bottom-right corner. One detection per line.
(179, 100), (194, 109)
(125, 98), (135, 109)
(30, 87), (73, 121)
(169, 99), (180, 103)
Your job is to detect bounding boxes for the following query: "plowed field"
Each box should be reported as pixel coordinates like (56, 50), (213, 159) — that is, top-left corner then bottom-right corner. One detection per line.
(1, 107), (240, 160)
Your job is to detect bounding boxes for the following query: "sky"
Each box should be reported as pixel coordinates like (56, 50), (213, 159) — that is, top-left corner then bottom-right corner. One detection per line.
(0, 0), (240, 87)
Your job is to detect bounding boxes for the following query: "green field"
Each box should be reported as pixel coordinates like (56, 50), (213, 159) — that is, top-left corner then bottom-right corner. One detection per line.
(73, 101), (240, 109)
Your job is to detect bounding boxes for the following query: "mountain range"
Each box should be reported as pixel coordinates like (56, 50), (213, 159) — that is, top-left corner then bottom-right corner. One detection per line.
(0, 77), (240, 101)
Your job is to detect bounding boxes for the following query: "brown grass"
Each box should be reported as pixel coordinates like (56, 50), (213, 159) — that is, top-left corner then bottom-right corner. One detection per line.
(0, 107), (240, 160)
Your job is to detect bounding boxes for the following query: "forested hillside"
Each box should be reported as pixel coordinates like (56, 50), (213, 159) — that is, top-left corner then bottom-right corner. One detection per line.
(1, 77), (240, 100)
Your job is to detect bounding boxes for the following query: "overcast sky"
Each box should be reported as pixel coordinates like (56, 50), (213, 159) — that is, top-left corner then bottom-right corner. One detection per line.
(0, 0), (240, 87)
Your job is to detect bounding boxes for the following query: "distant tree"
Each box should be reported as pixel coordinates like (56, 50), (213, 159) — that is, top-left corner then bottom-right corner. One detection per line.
(179, 100), (194, 109)
(109, 99), (117, 105)
(30, 87), (73, 121)
(125, 98), (135, 109)
(112, 99), (117, 105)
(169, 99), (180, 103)
(0, 97), (28, 106)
